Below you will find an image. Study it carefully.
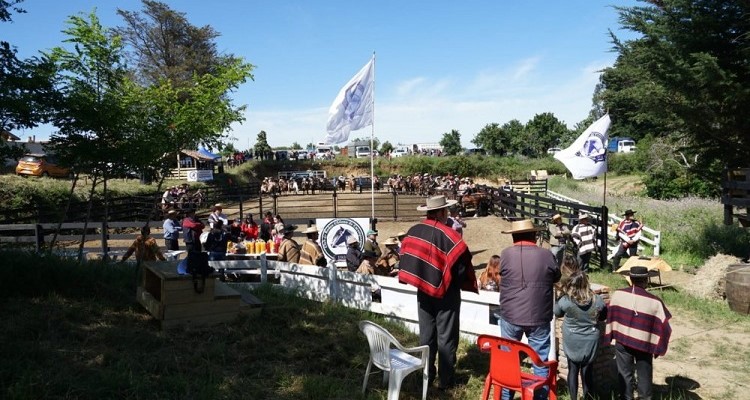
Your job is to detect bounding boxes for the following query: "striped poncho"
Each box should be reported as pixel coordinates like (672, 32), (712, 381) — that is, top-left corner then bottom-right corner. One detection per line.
(605, 285), (672, 356)
(398, 218), (478, 298)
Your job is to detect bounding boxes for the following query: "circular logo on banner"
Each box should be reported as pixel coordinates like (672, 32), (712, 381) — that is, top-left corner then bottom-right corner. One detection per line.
(320, 218), (366, 260)
(187, 170), (198, 181)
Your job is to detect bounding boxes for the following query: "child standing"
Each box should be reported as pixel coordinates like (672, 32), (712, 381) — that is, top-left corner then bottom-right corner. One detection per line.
(554, 271), (607, 400)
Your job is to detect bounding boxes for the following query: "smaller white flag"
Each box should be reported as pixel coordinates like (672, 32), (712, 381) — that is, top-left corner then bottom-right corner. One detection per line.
(554, 114), (611, 179)
(323, 58), (374, 145)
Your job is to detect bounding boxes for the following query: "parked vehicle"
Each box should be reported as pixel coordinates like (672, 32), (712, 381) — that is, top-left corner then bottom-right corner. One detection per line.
(391, 146), (409, 158)
(296, 150), (309, 160)
(15, 154), (70, 178)
(355, 146), (371, 158)
(546, 147), (562, 155)
(607, 137), (636, 153)
(465, 148), (487, 156)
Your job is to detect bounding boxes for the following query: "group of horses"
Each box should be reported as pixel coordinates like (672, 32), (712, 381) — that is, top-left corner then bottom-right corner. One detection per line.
(261, 176), (334, 196)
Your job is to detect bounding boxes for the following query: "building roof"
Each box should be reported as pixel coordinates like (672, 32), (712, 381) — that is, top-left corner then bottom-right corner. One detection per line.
(181, 150), (218, 161)
(1, 130), (21, 141)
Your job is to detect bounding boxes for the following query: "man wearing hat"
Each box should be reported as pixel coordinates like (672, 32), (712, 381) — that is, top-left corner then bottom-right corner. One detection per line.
(162, 210), (182, 251)
(276, 224), (300, 263)
(299, 226), (326, 267)
(498, 219), (561, 400)
(398, 195), (478, 390)
(208, 203), (228, 229)
(548, 214), (571, 265)
(363, 229), (382, 258)
(356, 250), (378, 275)
(181, 208), (204, 253)
(605, 266), (672, 400)
(345, 236), (362, 272)
(375, 237), (400, 276)
(395, 231), (407, 253)
(611, 209), (643, 272)
(571, 213), (597, 271)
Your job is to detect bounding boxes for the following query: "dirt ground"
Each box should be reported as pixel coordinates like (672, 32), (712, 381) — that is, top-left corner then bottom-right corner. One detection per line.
(377, 217), (749, 399)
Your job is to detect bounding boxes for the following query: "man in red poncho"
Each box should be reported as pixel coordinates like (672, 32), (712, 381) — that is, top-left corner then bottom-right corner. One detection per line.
(398, 195), (478, 390)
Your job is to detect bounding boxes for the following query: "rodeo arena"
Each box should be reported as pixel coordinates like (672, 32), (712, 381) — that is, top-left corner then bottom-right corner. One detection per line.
(3, 151), (749, 399)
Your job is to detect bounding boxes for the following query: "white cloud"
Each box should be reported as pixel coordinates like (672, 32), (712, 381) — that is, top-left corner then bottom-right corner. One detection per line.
(233, 58), (612, 150)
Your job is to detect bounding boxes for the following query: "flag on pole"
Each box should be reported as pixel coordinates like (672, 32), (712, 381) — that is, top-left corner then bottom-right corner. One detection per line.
(323, 58), (374, 145)
(554, 114), (611, 179)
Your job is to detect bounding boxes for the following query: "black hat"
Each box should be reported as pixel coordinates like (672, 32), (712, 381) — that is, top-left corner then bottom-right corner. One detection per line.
(623, 209), (637, 216)
(282, 224), (298, 234)
(624, 266), (649, 279)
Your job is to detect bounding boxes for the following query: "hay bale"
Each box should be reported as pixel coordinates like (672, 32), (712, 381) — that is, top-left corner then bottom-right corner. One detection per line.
(684, 254), (742, 300)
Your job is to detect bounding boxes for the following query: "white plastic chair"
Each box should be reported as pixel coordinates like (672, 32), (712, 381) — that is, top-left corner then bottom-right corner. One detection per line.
(358, 320), (429, 400)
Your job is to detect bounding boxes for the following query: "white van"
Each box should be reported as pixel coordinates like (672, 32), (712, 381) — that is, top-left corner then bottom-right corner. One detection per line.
(392, 147), (409, 158)
(355, 146), (371, 158)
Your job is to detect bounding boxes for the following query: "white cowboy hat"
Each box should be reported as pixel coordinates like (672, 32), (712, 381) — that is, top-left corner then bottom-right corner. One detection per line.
(346, 236), (359, 245)
(501, 219), (543, 234)
(383, 237), (399, 246)
(416, 195), (458, 211)
(303, 226), (318, 234)
(578, 213), (590, 220)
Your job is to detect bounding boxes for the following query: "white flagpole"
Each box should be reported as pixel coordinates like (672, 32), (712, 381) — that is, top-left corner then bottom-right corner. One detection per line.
(370, 52), (376, 221)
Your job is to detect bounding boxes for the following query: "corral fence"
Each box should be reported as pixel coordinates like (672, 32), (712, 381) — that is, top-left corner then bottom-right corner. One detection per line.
(486, 179), (661, 270)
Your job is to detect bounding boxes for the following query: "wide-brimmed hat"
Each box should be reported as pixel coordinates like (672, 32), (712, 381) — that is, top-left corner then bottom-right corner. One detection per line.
(303, 226), (318, 234)
(623, 266), (649, 279)
(417, 195), (458, 211)
(367, 229), (378, 236)
(623, 209), (637, 216)
(396, 231), (407, 238)
(346, 236), (359, 245)
(214, 203), (224, 209)
(501, 219), (543, 234)
(282, 224), (297, 234)
(551, 214), (562, 222)
(578, 213), (590, 220)
(383, 237), (399, 246)
(167, 210), (178, 216)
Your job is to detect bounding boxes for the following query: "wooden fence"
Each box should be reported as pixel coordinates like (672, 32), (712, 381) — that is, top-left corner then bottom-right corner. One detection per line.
(722, 168), (750, 227)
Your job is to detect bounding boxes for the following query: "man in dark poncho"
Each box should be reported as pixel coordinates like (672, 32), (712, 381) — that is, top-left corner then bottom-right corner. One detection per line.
(398, 195), (478, 390)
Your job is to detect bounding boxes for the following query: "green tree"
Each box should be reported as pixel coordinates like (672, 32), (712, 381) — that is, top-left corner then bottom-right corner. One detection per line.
(472, 122), (511, 156)
(290, 142), (302, 150)
(440, 129), (462, 156)
(116, 1), (244, 89)
(0, 0), (56, 160)
(305, 142), (314, 150)
(523, 112), (570, 157)
(601, 0), (749, 186)
(254, 130), (272, 155)
(380, 140), (394, 156)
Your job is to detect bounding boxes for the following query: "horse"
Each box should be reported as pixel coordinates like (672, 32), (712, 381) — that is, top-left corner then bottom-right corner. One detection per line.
(459, 192), (492, 217)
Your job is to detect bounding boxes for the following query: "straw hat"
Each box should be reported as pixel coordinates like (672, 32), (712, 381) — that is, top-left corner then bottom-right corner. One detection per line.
(167, 210), (178, 216)
(396, 231), (407, 238)
(501, 219), (543, 234)
(383, 237), (399, 246)
(417, 195), (458, 211)
(303, 226), (318, 234)
(551, 214), (562, 223)
(346, 236), (359, 245)
(578, 213), (590, 220)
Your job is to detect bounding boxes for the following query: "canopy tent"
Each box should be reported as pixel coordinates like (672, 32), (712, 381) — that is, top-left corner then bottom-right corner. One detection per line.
(198, 148), (221, 160)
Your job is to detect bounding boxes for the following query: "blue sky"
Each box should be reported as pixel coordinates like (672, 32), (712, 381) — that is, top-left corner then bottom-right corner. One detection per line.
(2, 0), (639, 149)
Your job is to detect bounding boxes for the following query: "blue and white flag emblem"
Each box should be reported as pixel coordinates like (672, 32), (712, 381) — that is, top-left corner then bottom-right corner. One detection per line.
(323, 58), (374, 145)
(554, 114), (611, 179)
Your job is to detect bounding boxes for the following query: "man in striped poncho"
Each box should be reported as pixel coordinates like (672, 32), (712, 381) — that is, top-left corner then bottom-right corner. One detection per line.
(398, 195), (478, 390)
(571, 213), (597, 271)
(605, 266), (672, 400)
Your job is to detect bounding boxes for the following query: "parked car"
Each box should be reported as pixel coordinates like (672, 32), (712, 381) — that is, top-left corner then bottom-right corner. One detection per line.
(465, 148), (487, 156)
(15, 154), (70, 178)
(296, 150), (310, 160)
(391, 147), (409, 158)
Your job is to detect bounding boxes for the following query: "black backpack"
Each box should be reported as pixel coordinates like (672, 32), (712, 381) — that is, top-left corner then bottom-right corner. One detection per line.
(186, 251), (214, 293)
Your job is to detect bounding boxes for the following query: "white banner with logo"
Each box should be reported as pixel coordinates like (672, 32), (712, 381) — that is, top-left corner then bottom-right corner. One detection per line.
(187, 169), (214, 182)
(317, 218), (369, 267)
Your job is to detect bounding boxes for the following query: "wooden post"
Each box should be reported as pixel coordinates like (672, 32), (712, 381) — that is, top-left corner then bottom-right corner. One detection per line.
(35, 224), (44, 253)
(332, 188), (338, 218)
(392, 191), (398, 221)
(101, 221), (109, 260)
(599, 205), (609, 270)
(260, 253), (267, 283)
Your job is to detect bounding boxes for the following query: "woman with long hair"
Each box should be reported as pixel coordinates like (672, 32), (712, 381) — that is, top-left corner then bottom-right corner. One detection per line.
(554, 271), (607, 400)
(477, 255), (501, 291)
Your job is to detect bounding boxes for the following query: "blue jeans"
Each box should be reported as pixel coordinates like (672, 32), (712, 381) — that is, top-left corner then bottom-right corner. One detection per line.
(498, 318), (551, 400)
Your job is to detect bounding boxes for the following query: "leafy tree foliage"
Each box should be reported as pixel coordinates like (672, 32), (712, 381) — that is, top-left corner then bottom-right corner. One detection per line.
(47, 11), (130, 176)
(440, 129), (462, 156)
(0, 0), (55, 160)
(380, 140), (394, 155)
(522, 112), (570, 157)
(290, 142), (302, 150)
(115, 0), (243, 89)
(600, 0), (750, 186)
(254, 130), (272, 155)
(472, 123), (508, 156)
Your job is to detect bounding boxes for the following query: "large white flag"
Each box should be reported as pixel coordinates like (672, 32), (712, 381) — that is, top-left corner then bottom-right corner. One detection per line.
(323, 58), (374, 144)
(554, 114), (611, 179)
